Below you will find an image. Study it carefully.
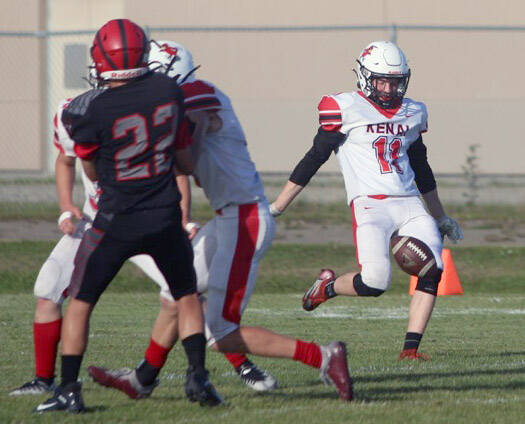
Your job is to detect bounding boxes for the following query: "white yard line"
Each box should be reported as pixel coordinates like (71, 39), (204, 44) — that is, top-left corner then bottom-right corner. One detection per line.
(246, 306), (525, 320)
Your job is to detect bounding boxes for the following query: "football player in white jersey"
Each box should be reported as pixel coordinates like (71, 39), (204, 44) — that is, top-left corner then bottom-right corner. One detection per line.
(271, 41), (463, 360)
(9, 90), (194, 397)
(88, 40), (353, 402)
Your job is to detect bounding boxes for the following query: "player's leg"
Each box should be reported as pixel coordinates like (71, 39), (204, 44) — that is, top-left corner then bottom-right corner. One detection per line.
(206, 204), (352, 400)
(35, 228), (135, 413)
(303, 197), (393, 310)
(129, 254), (180, 348)
(144, 221), (222, 406)
(10, 226), (87, 396)
(397, 198), (443, 360)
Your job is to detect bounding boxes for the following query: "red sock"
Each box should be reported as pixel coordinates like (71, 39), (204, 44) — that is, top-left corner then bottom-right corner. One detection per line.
(34, 319), (62, 379)
(224, 353), (249, 369)
(144, 338), (171, 369)
(293, 340), (322, 369)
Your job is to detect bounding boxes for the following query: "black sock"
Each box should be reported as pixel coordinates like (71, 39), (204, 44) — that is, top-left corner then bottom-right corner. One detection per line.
(324, 280), (338, 299)
(403, 332), (423, 351)
(61, 355), (83, 387)
(136, 359), (160, 386)
(182, 333), (206, 371)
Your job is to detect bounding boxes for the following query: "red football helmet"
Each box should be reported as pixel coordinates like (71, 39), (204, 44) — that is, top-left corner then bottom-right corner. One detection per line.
(91, 19), (149, 81)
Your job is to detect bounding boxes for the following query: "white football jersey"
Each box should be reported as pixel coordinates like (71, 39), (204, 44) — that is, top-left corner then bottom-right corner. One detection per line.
(181, 80), (266, 210)
(54, 98), (100, 220)
(318, 91), (428, 204)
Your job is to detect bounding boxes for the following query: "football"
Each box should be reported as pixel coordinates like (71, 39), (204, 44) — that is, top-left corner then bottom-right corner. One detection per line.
(390, 234), (437, 277)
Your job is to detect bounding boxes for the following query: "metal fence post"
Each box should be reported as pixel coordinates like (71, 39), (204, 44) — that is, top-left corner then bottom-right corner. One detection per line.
(389, 23), (397, 43)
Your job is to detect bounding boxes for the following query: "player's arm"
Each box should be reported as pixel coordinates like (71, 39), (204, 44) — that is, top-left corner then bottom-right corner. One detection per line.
(173, 118), (195, 175)
(175, 169), (200, 239)
(55, 153), (82, 235)
(271, 128), (345, 216)
(80, 158), (98, 182)
(408, 136), (463, 242)
(271, 95), (345, 216)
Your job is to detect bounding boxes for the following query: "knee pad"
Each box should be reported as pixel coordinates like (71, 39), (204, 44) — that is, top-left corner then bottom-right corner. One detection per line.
(353, 273), (385, 297)
(415, 268), (443, 296)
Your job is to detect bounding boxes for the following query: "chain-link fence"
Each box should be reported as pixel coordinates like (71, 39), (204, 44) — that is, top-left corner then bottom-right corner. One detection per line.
(0, 24), (524, 221)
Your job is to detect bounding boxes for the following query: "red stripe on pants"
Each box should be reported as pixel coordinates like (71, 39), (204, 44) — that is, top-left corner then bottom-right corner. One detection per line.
(350, 202), (361, 268)
(222, 203), (259, 324)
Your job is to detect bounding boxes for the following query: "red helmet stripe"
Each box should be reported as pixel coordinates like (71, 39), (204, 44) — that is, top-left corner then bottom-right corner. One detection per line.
(95, 30), (117, 70)
(117, 19), (129, 69)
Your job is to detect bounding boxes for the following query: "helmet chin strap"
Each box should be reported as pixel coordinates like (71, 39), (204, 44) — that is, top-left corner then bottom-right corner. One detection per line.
(370, 93), (402, 109)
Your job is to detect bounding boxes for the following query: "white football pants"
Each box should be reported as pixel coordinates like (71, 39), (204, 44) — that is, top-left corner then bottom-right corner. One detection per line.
(192, 201), (275, 345)
(351, 195), (443, 291)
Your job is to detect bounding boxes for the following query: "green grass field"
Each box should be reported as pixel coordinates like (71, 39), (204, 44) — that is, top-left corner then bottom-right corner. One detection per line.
(2, 201), (525, 228)
(1, 243), (524, 423)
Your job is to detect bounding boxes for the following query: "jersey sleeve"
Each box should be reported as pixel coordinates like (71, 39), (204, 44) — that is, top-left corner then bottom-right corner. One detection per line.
(174, 117), (194, 150)
(181, 80), (221, 112)
(53, 99), (76, 157)
(318, 95), (343, 132)
(61, 90), (103, 160)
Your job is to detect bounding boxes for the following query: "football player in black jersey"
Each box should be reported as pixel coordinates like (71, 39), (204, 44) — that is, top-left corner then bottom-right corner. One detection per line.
(35, 19), (221, 414)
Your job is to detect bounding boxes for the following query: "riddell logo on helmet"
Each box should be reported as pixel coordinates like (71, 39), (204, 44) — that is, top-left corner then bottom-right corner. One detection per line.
(361, 46), (375, 58)
(160, 44), (178, 56)
(109, 70), (142, 79)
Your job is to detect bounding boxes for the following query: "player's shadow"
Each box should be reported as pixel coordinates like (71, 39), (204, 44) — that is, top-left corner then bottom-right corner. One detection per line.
(356, 366), (525, 384)
(360, 380), (525, 401)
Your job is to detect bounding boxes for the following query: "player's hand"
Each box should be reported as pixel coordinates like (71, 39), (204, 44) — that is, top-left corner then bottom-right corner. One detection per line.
(58, 205), (82, 235)
(399, 348), (431, 361)
(437, 215), (463, 243)
(184, 222), (201, 240)
(269, 202), (283, 217)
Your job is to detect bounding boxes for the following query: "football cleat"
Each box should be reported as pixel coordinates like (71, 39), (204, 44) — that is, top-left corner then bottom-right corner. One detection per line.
(185, 366), (223, 406)
(87, 366), (158, 399)
(399, 348), (431, 361)
(302, 269), (336, 311)
(235, 360), (278, 392)
(33, 382), (84, 414)
(9, 378), (55, 396)
(320, 341), (353, 401)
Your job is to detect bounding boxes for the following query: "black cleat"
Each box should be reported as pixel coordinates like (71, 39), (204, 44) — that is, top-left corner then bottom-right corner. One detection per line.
(9, 378), (55, 396)
(235, 360), (277, 392)
(34, 382), (85, 414)
(184, 367), (223, 406)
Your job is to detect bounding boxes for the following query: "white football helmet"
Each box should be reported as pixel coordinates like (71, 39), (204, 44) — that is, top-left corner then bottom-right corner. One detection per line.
(354, 40), (410, 108)
(148, 40), (197, 83)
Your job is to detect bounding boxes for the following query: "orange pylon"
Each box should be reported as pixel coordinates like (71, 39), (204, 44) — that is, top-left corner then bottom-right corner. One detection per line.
(409, 248), (463, 295)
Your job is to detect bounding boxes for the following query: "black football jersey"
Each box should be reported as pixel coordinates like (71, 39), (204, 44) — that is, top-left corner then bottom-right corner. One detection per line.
(62, 72), (186, 215)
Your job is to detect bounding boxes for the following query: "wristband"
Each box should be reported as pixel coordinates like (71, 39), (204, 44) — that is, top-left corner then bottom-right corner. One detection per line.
(185, 222), (200, 232)
(269, 203), (282, 217)
(58, 211), (73, 226)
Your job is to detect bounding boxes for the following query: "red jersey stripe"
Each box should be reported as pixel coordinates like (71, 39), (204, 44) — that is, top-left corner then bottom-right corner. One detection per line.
(74, 142), (100, 160)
